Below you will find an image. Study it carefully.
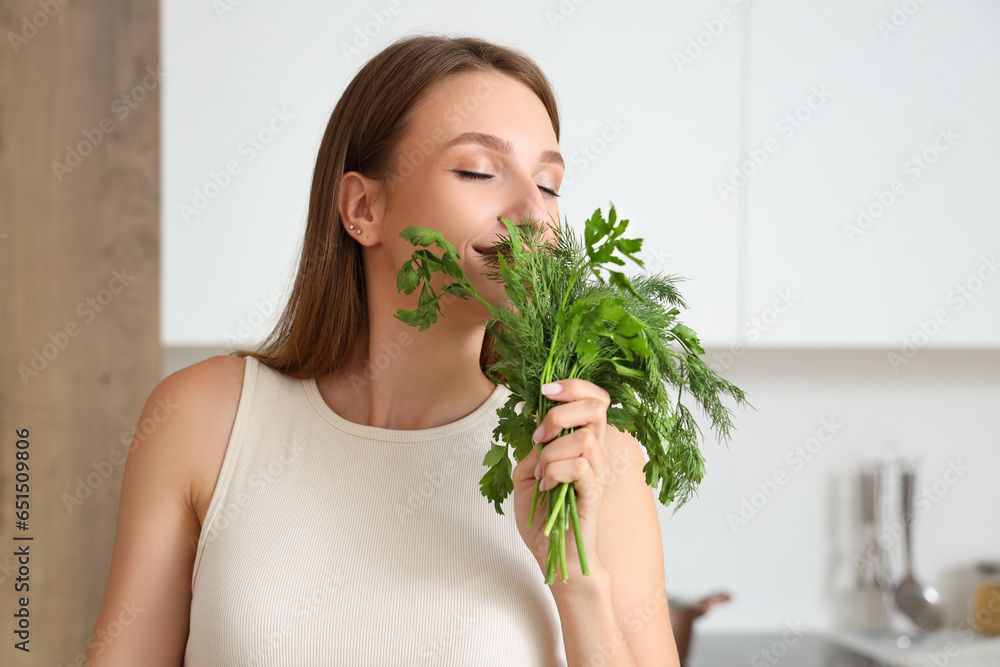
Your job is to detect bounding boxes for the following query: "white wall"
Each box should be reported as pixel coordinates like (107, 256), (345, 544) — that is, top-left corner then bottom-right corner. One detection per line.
(162, 0), (1000, 634)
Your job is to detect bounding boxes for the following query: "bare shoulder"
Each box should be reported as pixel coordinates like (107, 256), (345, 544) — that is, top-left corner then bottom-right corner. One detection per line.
(81, 354), (248, 665)
(155, 354), (248, 527)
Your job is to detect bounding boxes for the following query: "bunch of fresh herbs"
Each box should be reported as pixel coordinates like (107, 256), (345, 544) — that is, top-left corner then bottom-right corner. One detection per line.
(394, 205), (749, 584)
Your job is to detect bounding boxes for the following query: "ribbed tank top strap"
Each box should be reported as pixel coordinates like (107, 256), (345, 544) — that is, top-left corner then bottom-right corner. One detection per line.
(189, 354), (259, 590)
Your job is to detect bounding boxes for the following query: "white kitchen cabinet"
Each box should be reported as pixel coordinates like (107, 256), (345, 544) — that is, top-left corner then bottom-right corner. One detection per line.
(560, 1), (744, 348)
(739, 0), (1000, 348)
(162, 1), (744, 348)
(163, 2), (996, 350)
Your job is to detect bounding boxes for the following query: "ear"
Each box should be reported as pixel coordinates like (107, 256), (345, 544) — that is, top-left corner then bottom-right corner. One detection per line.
(338, 171), (385, 246)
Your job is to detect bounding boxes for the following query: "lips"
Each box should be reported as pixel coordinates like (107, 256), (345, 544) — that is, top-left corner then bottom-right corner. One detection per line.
(475, 247), (509, 257)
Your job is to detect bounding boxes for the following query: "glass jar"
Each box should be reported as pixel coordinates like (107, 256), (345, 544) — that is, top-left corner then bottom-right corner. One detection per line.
(973, 561), (1000, 635)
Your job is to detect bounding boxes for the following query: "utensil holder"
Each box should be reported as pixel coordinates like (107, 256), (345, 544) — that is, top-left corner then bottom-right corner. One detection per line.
(857, 457), (917, 634)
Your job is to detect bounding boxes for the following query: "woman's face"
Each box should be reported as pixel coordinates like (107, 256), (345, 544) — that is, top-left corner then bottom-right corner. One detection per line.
(371, 71), (563, 318)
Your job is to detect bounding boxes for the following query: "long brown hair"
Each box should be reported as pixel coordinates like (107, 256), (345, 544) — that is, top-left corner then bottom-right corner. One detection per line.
(229, 34), (560, 380)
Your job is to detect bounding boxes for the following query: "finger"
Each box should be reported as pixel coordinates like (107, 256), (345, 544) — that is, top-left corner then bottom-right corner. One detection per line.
(536, 427), (609, 487)
(539, 378), (611, 410)
(538, 456), (604, 498)
(533, 395), (608, 447)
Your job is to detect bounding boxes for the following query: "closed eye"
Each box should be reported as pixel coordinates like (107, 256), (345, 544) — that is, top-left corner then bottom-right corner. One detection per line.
(452, 170), (559, 198)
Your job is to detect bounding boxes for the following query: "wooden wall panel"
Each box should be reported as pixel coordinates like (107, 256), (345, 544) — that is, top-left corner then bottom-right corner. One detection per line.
(0, 1), (160, 664)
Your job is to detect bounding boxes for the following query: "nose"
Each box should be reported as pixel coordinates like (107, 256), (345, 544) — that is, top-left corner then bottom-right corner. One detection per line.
(498, 176), (559, 244)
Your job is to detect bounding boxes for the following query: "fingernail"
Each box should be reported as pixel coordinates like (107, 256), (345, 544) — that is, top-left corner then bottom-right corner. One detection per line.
(532, 424), (545, 442)
(534, 462), (542, 479)
(540, 382), (562, 396)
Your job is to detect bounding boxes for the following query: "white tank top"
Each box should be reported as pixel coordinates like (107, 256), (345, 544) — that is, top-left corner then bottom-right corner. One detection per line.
(183, 354), (567, 666)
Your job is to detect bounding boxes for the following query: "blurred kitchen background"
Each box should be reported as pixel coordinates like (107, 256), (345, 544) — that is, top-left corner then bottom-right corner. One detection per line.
(2, 1), (998, 665)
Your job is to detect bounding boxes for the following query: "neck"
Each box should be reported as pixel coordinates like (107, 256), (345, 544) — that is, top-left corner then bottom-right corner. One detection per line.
(318, 252), (497, 431)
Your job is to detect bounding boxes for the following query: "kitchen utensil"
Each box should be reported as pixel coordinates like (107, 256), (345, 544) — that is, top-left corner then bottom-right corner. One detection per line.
(893, 467), (943, 630)
(859, 468), (876, 588)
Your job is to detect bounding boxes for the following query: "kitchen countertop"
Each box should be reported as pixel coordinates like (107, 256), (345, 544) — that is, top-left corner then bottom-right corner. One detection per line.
(686, 633), (887, 666)
(686, 630), (1000, 667)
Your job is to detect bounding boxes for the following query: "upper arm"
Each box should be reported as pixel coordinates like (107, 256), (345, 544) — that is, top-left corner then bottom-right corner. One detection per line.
(83, 355), (245, 666)
(597, 426), (680, 666)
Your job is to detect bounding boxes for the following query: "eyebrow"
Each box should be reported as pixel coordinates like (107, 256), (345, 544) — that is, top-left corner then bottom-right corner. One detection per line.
(443, 131), (565, 168)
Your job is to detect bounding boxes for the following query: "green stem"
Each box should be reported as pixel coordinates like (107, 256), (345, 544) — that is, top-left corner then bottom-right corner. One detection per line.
(545, 535), (556, 584)
(558, 259), (592, 315)
(442, 276), (499, 319)
(543, 480), (570, 536)
(545, 485), (557, 584)
(560, 496), (569, 581)
(528, 441), (543, 527)
(568, 485), (589, 575)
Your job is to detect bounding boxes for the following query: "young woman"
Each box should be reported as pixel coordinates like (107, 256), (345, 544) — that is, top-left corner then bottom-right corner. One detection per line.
(85, 34), (678, 666)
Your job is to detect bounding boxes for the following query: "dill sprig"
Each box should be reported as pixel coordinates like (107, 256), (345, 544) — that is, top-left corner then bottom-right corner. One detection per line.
(394, 204), (750, 584)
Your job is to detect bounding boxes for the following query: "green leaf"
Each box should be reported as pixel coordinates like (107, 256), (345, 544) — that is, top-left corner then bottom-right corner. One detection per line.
(400, 226), (446, 248)
(480, 443), (514, 515)
(672, 323), (705, 355)
(599, 297), (626, 322)
(614, 311), (643, 337)
(393, 307), (422, 328)
(483, 442), (508, 468)
(610, 360), (646, 379)
(399, 264), (420, 293)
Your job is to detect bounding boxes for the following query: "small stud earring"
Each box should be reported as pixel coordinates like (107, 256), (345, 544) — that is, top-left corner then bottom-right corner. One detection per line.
(348, 224), (355, 229)
(355, 228), (362, 234)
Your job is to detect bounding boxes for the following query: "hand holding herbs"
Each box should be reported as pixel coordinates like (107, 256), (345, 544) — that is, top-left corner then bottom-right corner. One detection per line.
(394, 205), (749, 584)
